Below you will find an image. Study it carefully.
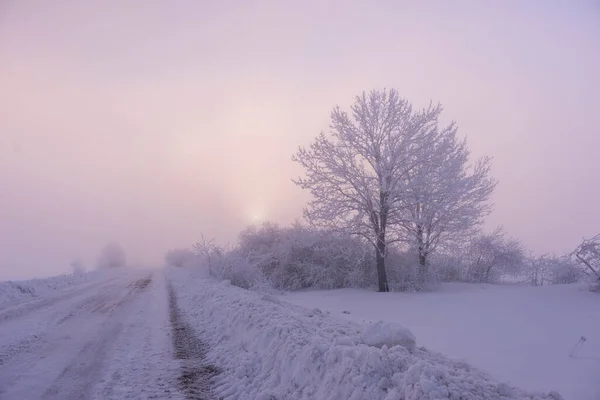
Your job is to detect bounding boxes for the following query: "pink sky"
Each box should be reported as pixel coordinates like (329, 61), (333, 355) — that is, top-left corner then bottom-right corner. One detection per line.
(1, 1), (599, 279)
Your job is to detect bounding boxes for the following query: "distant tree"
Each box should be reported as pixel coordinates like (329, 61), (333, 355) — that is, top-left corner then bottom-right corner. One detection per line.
(393, 116), (496, 286)
(165, 248), (196, 268)
(96, 242), (127, 269)
(293, 89), (446, 291)
(70, 258), (86, 275)
(573, 234), (600, 287)
(193, 235), (222, 276)
(465, 228), (526, 283)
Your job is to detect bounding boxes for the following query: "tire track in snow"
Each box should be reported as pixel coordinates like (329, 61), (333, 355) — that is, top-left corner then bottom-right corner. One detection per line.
(168, 281), (220, 400)
(0, 274), (152, 399)
(40, 276), (153, 400)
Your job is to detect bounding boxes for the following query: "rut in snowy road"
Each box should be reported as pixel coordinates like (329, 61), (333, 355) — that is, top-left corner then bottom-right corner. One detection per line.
(168, 281), (220, 400)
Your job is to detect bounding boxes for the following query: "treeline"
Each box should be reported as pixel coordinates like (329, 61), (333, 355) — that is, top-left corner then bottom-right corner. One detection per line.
(166, 222), (596, 292)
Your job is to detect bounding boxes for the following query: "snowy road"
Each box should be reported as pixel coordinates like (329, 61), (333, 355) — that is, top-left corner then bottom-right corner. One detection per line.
(0, 270), (214, 400)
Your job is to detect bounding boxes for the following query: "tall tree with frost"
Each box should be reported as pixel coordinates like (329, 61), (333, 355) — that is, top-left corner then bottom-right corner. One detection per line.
(393, 114), (496, 286)
(293, 89), (444, 292)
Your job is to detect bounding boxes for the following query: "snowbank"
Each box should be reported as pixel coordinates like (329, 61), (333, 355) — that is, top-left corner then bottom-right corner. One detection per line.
(0, 270), (110, 309)
(169, 268), (561, 400)
(279, 283), (599, 400)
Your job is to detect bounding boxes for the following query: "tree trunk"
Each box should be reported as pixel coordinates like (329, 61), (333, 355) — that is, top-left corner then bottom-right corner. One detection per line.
(376, 232), (389, 292)
(485, 264), (494, 283)
(416, 225), (428, 289)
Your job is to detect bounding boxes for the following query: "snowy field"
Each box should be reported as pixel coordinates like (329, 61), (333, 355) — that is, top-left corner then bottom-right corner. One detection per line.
(278, 283), (600, 400)
(169, 267), (561, 400)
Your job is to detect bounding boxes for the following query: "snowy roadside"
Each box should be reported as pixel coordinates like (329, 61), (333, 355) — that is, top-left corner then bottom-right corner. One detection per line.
(279, 283), (600, 400)
(168, 267), (562, 400)
(0, 269), (115, 309)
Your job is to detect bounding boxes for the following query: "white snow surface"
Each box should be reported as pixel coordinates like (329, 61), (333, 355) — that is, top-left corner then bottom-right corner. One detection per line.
(279, 283), (600, 400)
(169, 267), (561, 400)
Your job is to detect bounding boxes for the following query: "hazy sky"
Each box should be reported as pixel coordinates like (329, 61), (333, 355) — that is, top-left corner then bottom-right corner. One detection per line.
(1, 1), (599, 280)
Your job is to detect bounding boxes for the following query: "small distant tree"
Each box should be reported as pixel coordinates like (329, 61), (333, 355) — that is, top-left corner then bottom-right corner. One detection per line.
(573, 234), (600, 289)
(193, 234), (222, 276)
(70, 258), (86, 275)
(293, 89), (451, 292)
(96, 242), (127, 269)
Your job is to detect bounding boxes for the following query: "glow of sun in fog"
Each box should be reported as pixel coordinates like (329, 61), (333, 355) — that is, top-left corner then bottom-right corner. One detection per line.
(248, 208), (266, 225)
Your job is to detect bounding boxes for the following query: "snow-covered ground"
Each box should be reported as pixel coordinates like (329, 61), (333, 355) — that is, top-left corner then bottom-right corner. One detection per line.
(0, 269), (184, 399)
(1, 267), (592, 399)
(278, 283), (600, 400)
(169, 267), (562, 400)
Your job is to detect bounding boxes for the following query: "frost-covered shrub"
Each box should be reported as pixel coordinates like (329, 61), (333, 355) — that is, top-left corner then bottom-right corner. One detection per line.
(463, 228), (526, 283)
(96, 242), (126, 269)
(238, 222), (374, 290)
(385, 248), (463, 291)
(198, 222), (375, 291)
(216, 253), (269, 291)
(427, 250), (465, 283)
(528, 254), (584, 286)
(385, 250), (421, 291)
(551, 261), (584, 285)
(165, 248), (197, 268)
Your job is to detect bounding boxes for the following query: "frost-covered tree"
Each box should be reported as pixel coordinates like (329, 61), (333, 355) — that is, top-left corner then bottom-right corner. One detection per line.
(393, 114), (496, 286)
(193, 235), (223, 276)
(96, 242), (127, 269)
(293, 89), (446, 292)
(573, 234), (600, 286)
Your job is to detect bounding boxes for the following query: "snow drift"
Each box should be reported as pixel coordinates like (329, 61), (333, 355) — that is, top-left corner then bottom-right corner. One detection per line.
(362, 321), (416, 353)
(169, 268), (562, 400)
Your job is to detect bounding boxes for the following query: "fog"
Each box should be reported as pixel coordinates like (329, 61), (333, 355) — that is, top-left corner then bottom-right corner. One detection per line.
(1, 1), (599, 280)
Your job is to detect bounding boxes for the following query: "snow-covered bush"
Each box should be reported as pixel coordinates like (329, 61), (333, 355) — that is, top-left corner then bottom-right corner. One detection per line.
(428, 250), (464, 283)
(95, 242), (127, 269)
(463, 228), (526, 283)
(385, 247), (467, 290)
(164, 248), (197, 268)
(197, 222), (375, 291)
(528, 254), (583, 286)
(237, 222), (374, 290)
(385, 249), (421, 291)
